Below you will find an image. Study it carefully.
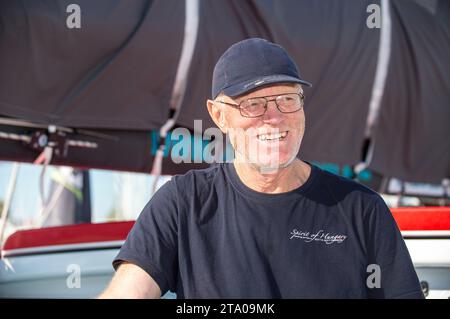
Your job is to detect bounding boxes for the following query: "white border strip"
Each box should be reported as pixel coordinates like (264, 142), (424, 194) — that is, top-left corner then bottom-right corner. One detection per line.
(402, 231), (450, 238)
(2, 240), (124, 258)
(365, 0), (392, 137)
(355, 0), (392, 173)
(169, 0), (200, 115)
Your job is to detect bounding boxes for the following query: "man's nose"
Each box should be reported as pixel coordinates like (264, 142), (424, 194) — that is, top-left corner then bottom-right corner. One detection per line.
(261, 100), (284, 124)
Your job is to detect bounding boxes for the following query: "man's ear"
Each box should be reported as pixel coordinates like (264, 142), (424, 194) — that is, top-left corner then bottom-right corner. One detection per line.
(207, 99), (227, 134)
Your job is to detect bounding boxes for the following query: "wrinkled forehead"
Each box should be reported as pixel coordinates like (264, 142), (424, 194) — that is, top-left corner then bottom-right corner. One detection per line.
(218, 83), (303, 102)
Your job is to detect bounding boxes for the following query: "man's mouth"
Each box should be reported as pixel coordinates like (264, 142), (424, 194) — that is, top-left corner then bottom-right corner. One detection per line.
(256, 131), (288, 141)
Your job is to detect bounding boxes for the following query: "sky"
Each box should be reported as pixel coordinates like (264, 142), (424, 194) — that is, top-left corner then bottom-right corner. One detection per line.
(0, 160), (170, 227)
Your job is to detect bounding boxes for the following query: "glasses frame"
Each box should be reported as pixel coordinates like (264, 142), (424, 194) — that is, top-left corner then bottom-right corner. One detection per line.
(217, 92), (305, 118)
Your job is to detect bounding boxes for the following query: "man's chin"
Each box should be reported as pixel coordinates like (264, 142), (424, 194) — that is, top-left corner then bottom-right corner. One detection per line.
(249, 156), (296, 174)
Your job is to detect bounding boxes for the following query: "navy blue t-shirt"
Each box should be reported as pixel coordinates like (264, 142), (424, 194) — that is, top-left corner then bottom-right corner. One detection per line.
(113, 163), (423, 298)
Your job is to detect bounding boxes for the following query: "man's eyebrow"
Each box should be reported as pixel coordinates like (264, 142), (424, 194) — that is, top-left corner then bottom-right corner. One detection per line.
(240, 91), (304, 100)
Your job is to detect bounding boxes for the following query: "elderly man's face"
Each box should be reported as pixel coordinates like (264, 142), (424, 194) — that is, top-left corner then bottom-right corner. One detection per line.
(208, 83), (305, 172)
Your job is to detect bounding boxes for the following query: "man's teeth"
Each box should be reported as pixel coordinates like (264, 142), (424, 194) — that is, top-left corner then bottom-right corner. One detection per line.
(257, 131), (288, 141)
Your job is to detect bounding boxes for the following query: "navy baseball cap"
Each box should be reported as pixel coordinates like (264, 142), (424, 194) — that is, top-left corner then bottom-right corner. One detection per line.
(211, 38), (312, 99)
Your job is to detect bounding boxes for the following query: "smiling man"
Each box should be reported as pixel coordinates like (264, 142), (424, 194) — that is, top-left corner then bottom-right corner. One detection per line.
(100, 38), (423, 299)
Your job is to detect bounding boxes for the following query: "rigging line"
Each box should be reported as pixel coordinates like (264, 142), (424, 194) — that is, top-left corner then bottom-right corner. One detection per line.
(151, 0), (200, 193)
(356, 0), (392, 174)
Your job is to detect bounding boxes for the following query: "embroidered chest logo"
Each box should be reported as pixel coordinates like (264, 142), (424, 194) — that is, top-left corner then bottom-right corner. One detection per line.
(289, 229), (347, 244)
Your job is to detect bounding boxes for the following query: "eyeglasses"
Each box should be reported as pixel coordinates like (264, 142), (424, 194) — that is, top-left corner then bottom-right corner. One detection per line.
(217, 92), (305, 118)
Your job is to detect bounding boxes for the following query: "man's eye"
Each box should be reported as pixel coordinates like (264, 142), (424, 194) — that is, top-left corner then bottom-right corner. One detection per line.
(277, 98), (291, 104)
(246, 101), (261, 108)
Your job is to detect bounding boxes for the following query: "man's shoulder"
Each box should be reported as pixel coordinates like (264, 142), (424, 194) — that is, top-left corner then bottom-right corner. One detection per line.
(170, 164), (225, 193)
(149, 164), (225, 209)
(173, 164), (223, 182)
(313, 164), (382, 203)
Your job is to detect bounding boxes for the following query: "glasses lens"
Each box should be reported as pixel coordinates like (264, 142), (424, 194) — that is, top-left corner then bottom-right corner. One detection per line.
(276, 94), (303, 113)
(240, 98), (266, 117)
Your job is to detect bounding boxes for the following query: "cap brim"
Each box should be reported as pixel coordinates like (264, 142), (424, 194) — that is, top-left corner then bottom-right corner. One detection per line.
(221, 74), (312, 98)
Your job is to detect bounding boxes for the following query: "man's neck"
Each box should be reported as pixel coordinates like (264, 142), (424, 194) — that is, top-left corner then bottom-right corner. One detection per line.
(232, 158), (311, 194)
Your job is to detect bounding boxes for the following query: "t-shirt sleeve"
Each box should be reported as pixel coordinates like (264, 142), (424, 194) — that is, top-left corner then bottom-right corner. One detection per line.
(365, 196), (424, 299)
(112, 179), (179, 295)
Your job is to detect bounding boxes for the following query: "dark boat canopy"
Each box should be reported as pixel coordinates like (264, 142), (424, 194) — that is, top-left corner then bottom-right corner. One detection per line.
(0, 0), (449, 183)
